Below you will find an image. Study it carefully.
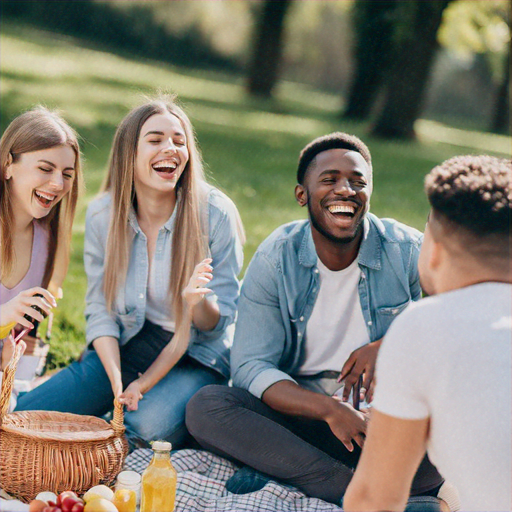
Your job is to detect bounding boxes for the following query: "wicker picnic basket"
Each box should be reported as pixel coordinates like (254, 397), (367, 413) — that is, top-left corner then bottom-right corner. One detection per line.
(0, 342), (128, 502)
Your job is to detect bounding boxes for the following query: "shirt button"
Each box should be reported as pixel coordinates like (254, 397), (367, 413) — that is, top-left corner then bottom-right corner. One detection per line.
(361, 273), (366, 279)
(211, 358), (217, 365)
(299, 316), (304, 321)
(298, 332), (302, 338)
(314, 268), (319, 274)
(138, 293), (144, 299)
(312, 288), (317, 293)
(367, 321), (372, 326)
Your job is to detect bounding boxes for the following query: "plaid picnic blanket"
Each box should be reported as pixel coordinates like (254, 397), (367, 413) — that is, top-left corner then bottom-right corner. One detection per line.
(125, 448), (343, 512)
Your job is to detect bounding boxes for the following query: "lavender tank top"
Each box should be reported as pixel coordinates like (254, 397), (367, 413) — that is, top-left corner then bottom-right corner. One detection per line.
(0, 221), (49, 305)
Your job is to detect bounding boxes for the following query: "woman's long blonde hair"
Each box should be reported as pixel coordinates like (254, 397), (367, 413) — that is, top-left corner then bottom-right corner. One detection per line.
(0, 107), (82, 290)
(103, 95), (208, 359)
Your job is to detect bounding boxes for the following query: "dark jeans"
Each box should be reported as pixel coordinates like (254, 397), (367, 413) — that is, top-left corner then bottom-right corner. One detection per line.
(186, 385), (444, 505)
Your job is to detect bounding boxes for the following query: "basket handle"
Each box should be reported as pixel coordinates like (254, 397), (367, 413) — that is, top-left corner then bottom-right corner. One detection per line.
(0, 335), (23, 424)
(111, 398), (125, 435)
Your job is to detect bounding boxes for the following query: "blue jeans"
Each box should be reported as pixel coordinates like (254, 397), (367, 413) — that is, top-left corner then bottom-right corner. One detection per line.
(15, 349), (225, 449)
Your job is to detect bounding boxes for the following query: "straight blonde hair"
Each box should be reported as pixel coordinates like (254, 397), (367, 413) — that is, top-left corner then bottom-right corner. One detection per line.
(103, 95), (208, 359)
(0, 107), (82, 291)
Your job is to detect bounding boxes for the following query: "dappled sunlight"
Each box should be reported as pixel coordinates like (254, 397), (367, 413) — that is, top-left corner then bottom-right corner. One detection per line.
(417, 119), (511, 156)
(2, 21), (510, 352)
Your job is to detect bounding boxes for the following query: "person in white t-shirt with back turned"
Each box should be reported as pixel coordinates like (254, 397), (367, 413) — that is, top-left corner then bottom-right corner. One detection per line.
(344, 154), (512, 512)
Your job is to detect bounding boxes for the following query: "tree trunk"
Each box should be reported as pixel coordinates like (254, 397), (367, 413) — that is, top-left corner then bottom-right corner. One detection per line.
(247, 0), (292, 98)
(371, 0), (452, 139)
(490, 49), (511, 134)
(343, 0), (400, 120)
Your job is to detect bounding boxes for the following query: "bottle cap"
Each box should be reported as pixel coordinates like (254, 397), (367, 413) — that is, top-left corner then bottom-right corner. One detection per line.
(152, 440), (172, 452)
(117, 470), (141, 485)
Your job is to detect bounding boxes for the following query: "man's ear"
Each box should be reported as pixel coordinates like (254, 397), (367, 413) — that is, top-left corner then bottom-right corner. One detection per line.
(295, 184), (307, 207)
(428, 238), (443, 271)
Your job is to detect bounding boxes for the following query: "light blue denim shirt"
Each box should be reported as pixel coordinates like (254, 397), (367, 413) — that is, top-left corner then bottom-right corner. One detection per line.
(231, 213), (423, 398)
(84, 185), (244, 378)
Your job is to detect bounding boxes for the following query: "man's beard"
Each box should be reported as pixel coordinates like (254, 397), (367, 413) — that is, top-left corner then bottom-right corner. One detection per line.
(308, 201), (362, 245)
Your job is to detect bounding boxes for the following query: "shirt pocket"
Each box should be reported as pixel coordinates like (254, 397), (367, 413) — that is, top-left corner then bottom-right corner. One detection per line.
(377, 299), (411, 317)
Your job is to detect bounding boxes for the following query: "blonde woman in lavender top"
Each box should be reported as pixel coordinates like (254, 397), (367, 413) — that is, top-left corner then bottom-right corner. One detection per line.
(0, 108), (82, 406)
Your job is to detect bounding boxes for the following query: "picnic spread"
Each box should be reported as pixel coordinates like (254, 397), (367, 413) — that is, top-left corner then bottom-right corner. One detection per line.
(1, 448), (343, 512)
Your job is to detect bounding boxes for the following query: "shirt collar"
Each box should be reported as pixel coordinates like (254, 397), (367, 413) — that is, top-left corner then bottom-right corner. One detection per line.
(127, 204), (177, 234)
(300, 215), (382, 270)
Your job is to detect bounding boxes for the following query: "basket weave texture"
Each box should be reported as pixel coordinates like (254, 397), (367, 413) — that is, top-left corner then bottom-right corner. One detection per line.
(0, 341), (128, 502)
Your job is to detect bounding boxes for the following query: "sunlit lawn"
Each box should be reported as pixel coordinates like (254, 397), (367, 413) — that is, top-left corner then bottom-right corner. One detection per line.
(1, 23), (510, 368)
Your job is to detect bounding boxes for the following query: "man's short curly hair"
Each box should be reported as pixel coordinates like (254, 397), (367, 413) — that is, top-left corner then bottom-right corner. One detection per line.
(425, 155), (511, 238)
(297, 132), (372, 185)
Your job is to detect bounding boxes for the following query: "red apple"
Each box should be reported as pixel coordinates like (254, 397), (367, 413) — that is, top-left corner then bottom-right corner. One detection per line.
(57, 492), (77, 507)
(61, 497), (82, 512)
(70, 503), (84, 512)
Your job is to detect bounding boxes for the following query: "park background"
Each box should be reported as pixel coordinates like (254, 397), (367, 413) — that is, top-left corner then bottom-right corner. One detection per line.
(0, 0), (510, 370)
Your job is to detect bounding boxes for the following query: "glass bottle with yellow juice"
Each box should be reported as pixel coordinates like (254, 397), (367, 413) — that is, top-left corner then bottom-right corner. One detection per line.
(140, 441), (177, 512)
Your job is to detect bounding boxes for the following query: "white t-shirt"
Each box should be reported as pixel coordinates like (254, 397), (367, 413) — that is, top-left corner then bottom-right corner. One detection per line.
(373, 282), (512, 512)
(299, 257), (369, 375)
(145, 255), (176, 333)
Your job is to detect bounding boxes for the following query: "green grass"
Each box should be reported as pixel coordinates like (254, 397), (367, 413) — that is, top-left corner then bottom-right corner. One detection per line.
(1, 23), (510, 369)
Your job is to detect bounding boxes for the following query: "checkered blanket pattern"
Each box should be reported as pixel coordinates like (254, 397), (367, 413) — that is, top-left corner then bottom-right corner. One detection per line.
(125, 448), (343, 511)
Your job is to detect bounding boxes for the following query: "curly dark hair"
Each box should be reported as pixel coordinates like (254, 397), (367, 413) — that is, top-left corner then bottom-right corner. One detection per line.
(425, 155), (511, 237)
(297, 132), (372, 185)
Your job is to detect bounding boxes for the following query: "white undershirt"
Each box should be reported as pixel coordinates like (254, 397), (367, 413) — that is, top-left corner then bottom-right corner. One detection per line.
(145, 256), (175, 332)
(299, 257), (369, 375)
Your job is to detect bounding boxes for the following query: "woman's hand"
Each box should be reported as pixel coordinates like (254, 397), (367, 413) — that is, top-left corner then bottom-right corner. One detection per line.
(182, 258), (213, 308)
(0, 287), (56, 331)
(1, 335), (27, 371)
(119, 380), (144, 411)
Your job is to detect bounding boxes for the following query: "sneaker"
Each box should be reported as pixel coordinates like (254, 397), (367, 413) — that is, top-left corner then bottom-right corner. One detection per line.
(225, 466), (271, 494)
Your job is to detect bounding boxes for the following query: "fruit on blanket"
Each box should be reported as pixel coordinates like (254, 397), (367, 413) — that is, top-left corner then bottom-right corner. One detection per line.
(71, 503), (85, 512)
(36, 493), (57, 503)
(83, 486), (114, 503)
(61, 496), (83, 512)
(83, 498), (118, 512)
(29, 500), (48, 512)
(57, 492), (78, 507)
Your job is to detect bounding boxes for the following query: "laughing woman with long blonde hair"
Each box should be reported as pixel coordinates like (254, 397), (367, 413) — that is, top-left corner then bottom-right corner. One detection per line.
(0, 107), (81, 408)
(16, 96), (244, 448)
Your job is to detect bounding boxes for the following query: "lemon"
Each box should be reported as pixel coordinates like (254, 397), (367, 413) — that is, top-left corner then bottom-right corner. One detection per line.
(83, 498), (118, 512)
(83, 485), (114, 502)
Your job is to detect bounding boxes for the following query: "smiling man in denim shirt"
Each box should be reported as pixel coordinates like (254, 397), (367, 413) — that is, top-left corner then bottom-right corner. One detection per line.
(187, 133), (445, 508)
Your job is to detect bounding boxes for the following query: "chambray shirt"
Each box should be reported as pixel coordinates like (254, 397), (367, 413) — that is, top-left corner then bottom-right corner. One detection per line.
(231, 213), (423, 398)
(84, 186), (243, 378)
